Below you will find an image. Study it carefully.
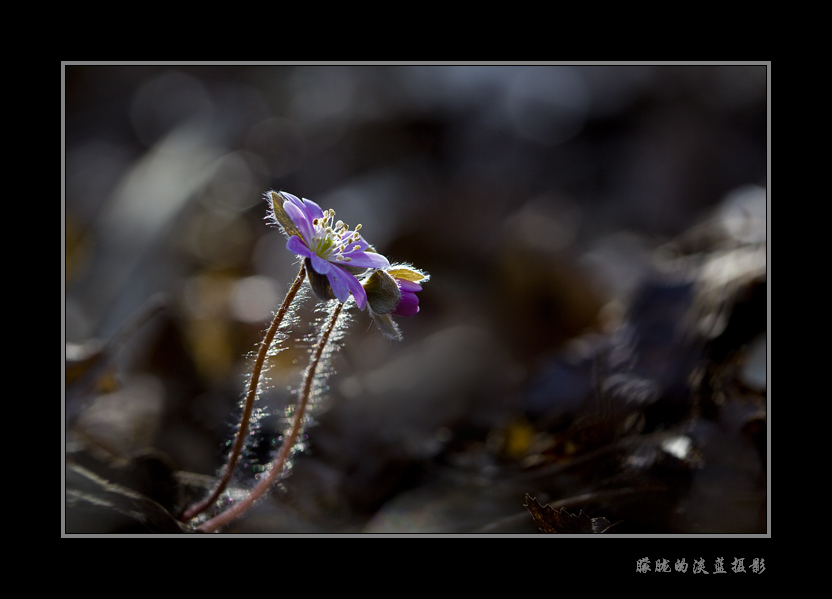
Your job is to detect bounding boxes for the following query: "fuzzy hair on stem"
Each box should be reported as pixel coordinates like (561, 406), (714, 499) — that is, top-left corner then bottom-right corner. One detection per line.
(181, 262), (307, 522)
(196, 299), (349, 532)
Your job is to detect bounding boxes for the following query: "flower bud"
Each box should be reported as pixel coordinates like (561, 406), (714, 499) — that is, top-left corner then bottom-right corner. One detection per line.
(362, 269), (402, 315)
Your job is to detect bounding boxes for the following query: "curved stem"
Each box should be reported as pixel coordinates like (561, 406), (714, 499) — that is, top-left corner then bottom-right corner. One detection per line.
(197, 301), (344, 533)
(181, 262), (307, 522)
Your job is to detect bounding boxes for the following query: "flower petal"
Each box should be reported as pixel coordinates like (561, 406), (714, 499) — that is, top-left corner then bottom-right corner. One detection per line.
(343, 269), (368, 310)
(279, 191), (304, 210)
(397, 279), (423, 293)
(393, 291), (420, 317)
(283, 200), (315, 243)
(280, 191), (323, 230)
(325, 267), (352, 303)
(300, 197), (325, 222)
(286, 235), (314, 259)
(344, 250), (391, 270)
(310, 253), (333, 275)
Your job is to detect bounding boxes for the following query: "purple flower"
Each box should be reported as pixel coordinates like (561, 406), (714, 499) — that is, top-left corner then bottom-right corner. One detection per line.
(392, 278), (423, 317)
(269, 191), (390, 309)
(362, 265), (429, 340)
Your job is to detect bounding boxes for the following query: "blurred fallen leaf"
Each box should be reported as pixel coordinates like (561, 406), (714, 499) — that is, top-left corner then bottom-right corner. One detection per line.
(66, 293), (167, 415)
(65, 340), (116, 389)
(65, 457), (188, 534)
(524, 494), (613, 533)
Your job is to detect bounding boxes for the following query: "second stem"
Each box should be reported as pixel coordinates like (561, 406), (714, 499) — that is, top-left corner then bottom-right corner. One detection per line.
(197, 300), (345, 532)
(181, 262), (307, 522)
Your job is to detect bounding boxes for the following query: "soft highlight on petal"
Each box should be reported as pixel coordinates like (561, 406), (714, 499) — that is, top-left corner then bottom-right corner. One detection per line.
(286, 235), (314, 259)
(397, 279), (423, 293)
(393, 288), (420, 317)
(343, 270), (368, 310)
(299, 196), (325, 222)
(283, 200), (315, 243)
(310, 254), (333, 275)
(346, 250), (391, 270)
(326, 267), (352, 303)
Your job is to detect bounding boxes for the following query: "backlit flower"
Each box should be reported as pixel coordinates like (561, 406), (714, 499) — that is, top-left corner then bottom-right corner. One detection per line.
(363, 265), (429, 340)
(267, 190), (389, 309)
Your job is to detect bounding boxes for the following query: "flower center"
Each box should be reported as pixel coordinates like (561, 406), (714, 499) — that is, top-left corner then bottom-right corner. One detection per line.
(311, 209), (363, 262)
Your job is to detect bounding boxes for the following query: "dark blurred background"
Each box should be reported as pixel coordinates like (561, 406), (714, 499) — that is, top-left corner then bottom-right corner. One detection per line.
(64, 64), (768, 534)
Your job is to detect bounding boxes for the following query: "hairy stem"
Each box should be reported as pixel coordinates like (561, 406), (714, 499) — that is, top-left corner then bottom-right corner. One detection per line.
(181, 262), (307, 522)
(197, 301), (344, 533)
